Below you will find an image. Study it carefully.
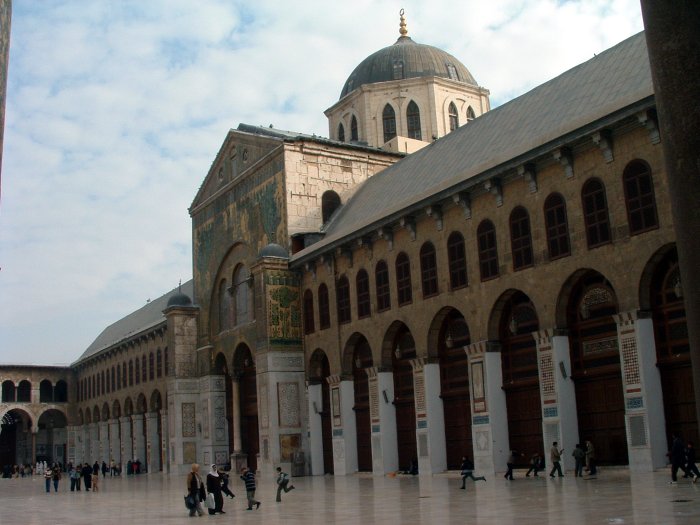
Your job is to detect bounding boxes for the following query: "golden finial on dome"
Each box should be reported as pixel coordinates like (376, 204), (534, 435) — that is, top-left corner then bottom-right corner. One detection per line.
(399, 8), (408, 37)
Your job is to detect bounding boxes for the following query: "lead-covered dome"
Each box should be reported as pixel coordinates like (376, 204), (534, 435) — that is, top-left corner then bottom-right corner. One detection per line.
(340, 12), (477, 99)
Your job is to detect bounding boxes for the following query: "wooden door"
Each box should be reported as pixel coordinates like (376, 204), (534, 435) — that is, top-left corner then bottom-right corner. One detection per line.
(394, 358), (417, 471)
(321, 380), (334, 474)
(240, 369), (259, 472)
(504, 384), (542, 465)
(440, 345), (472, 469)
(354, 368), (372, 471)
(660, 364), (698, 447)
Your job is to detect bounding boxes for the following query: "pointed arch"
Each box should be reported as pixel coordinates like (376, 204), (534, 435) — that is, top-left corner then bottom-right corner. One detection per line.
(382, 104), (396, 143)
(448, 101), (459, 131)
(406, 100), (421, 140)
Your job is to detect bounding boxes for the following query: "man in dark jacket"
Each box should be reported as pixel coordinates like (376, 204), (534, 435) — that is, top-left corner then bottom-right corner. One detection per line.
(240, 467), (261, 510)
(670, 434), (688, 483)
(81, 463), (93, 491)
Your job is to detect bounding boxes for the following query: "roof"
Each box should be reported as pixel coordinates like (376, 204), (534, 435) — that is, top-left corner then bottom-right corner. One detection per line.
(340, 35), (477, 99)
(292, 31), (653, 265)
(74, 280), (194, 365)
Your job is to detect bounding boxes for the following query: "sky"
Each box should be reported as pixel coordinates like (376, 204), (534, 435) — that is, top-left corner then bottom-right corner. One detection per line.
(0, 0), (645, 365)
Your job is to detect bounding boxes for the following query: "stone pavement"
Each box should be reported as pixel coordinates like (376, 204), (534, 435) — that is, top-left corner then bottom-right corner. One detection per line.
(1, 469), (699, 524)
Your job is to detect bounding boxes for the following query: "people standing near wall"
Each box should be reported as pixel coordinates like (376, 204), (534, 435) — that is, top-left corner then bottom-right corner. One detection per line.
(206, 464), (224, 514)
(585, 440), (597, 477)
(240, 467), (261, 510)
(186, 464), (205, 517)
(549, 442), (564, 478)
(275, 466), (296, 501)
(110, 459), (116, 476)
(92, 469), (100, 492)
(572, 444), (585, 477)
(459, 456), (486, 489)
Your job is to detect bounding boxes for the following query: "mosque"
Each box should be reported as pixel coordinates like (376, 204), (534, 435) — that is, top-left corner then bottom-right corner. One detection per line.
(1, 12), (694, 478)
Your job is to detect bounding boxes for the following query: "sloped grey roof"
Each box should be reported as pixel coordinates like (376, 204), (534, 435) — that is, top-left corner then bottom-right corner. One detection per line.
(292, 31), (652, 264)
(74, 280), (194, 365)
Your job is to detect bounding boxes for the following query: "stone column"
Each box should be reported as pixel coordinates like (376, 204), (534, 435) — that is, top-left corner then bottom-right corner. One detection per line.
(160, 410), (169, 473)
(99, 421), (109, 463)
(120, 416), (133, 466)
(308, 380), (324, 476)
(328, 375), (357, 475)
(109, 418), (121, 465)
(131, 413), (146, 468)
(412, 358), (446, 475)
(231, 376), (242, 452)
(145, 412), (160, 473)
(614, 311), (667, 470)
(466, 341), (509, 475)
(90, 423), (100, 462)
(32, 430), (38, 464)
(367, 367), (398, 475)
(198, 375), (229, 469)
(534, 329), (579, 470)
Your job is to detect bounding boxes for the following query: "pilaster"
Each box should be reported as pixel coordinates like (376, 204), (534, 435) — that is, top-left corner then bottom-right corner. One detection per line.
(198, 375), (229, 468)
(368, 367), (398, 474)
(108, 418), (121, 465)
(307, 381), (324, 476)
(145, 412), (160, 473)
(328, 375), (357, 475)
(412, 358), (446, 474)
(98, 421), (109, 464)
(131, 414), (146, 467)
(120, 416), (133, 464)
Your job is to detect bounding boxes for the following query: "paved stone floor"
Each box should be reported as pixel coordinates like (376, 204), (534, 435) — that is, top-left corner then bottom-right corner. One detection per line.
(1, 469), (699, 524)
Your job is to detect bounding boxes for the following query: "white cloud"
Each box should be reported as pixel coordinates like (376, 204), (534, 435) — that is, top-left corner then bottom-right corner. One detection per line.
(0, 0), (644, 364)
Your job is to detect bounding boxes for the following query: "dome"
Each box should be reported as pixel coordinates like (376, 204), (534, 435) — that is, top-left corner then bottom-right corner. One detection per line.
(340, 14), (476, 99)
(166, 291), (193, 308)
(259, 243), (289, 259)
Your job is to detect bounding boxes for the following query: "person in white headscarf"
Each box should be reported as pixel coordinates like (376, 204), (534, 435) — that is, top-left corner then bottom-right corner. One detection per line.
(206, 464), (224, 514)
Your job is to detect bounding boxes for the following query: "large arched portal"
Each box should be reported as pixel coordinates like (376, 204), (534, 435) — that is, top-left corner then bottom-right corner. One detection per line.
(350, 335), (373, 472)
(309, 349), (333, 474)
(213, 353), (234, 458)
(567, 271), (627, 465)
(235, 344), (258, 471)
(37, 409), (68, 465)
(0, 409), (33, 467)
(498, 291), (541, 465)
(391, 324), (418, 472)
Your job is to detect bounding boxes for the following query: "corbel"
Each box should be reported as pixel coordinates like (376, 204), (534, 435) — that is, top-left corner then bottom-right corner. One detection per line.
(425, 204), (443, 231)
(518, 163), (537, 193)
(356, 236), (373, 260)
(304, 261), (316, 281)
(452, 192), (472, 219)
(553, 148), (574, 179)
(318, 254), (333, 274)
(337, 245), (353, 268)
(592, 130), (614, 163)
(377, 227), (394, 250)
(400, 216), (417, 240)
(483, 178), (503, 207)
(637, 110), (660, 145)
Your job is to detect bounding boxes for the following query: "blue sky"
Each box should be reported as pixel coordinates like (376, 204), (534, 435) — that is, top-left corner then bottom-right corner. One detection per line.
(0, 0), (644, 365)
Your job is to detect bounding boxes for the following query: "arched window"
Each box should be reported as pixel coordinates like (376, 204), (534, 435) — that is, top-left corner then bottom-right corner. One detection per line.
(336, 276), (351, 324)
(135, 359), (140, 385)
(544, 193), (571, 260)
(96, 373), (101, 396)
(351, 116), (358, 141)
(164, 348), (169, 376)
(407, 101), (422, 140)
(447, 232), (467, 290)
(395, 252), (412, 306)
(375, 260), (391, 312)
(467, 106), (476, 121)
(582, 178), (612, 248)
(356, 270), (370, 319)
(157, 349), (163, 378)
(142, 356), (147, 382)
(338, 123), (345, 142)
(149, 353), (155, 380)
(623, 160), (658, 234)
(17, 380), (31, 402)
(303, 290), (315, 334)
(101, 370), (106, 395)
(318, 284), (330, 330)
(40, 379), (53, 402)
(1, 380), (15, 402)
(233, 265), (252, 326)
(55, 380), (68, 402)
(218, 279), (231, 332)
(448, 102), (459, 132)
(129, 360), (134, 386)
(111, 366), (116, 392)
(116, 365), (122, 390)
(420, 242), (438, 297)
(122, 362), (126, 388)
(322, 191), (341, 223)
(477, 219), (499, 281)
(509, 206), (534, 270)
(383, 104), (397, 143)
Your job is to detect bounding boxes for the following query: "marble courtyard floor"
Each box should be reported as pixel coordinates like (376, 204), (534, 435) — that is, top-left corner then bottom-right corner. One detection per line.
(1, 469), (699, 524)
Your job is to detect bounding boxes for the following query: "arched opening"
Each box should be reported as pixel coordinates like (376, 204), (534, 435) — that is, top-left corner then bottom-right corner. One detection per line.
(37, 409), (68, 466)
(233, 265), (253, 326)
(235, 344), (258, 471)
(150, 390), (164, 471)
(1, 380), (15, 402)
(214, 352), (234, 458)
(448, 102), (459, 132)
(391, 324), (417, 472)
(17, 380), (31, 403)
(0, 409), (32, 467)
(649, 246), (697, 447)
(382, 104), (397, 144)
(322, 190), (341, 223)
(39, 379), (53, 403)
(406, 100), (422, 140)
(309, 349), (334, 474)
(567, 270), (627, 465)
(54, 380), (68, 403)
(101, 402), (110, 422)
(350, 115), (358, 141)
(337, 122), (345, 142)
(436, 308), (472, 469)
(498, 291), (541, 465)
(349, 334), (373, 472)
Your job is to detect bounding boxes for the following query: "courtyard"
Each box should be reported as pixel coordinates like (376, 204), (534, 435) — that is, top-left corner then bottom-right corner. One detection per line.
(1, 469), (699, 524)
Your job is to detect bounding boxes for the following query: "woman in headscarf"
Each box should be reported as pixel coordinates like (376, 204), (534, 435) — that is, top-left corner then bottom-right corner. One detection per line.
(186, 464), (205, 517)
(206, 464), (224, 514)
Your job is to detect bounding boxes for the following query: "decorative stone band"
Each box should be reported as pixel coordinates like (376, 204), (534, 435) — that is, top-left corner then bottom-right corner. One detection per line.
(325, 374), (347, 386)
(466, 340), (500, 356)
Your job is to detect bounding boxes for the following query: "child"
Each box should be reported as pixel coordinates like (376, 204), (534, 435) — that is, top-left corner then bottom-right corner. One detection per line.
(275, 466), (295, 502)
(92, 471), (100, 492)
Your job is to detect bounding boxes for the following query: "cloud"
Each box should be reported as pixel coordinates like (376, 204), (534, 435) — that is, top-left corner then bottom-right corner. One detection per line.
(0, 0), (644, 364)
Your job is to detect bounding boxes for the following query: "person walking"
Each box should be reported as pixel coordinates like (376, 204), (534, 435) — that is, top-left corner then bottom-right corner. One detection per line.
(219, 469), (235, 499)
(504, 450), (521, 480)
(206, 464), (225, 514)
(572, 444), (586, 477)
(44, 465), (52, 493)
(186, 463), (205, 517)
(51, 463), (61, 492)
(669, 434), (688, 483)
(92, 470), (100, 492)
(459, 456), (486, 488)
(275, 466), (295, 502)
(585, 439), (597, 476)
(685, 442), (700, 482)
(110, 459), (116, 477)
(101, 461), (108, 478)
(82, 463), (93, 491)
(549, 442), (564, 478)
(69, 464), (81, 491)
(240, 467), (261, 510)
(525, 452), (542, 477)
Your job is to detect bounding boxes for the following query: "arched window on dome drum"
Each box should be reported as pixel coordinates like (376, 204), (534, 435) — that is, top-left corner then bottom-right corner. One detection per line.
(448, 102), (459, 132)
(318, 283), (330, 330)
(375, 260), (391, 312)
(544, 193), (571, 260)
(303, 289), (315, 334)
(477, 219), (499, 281)
(322, 191), (341, 223)
(582, 178), (612, 248)
(623, 160), (658, 235)
(509, 206), (534, 271)
(420, 242), (438, 297)
(356, 270), (370, 319)
(447, 232), (467, 290)
(338, 123), (345, 142)
(351, 116), (358, 141)
(336, 276), (351, 324)
(383, 104), (397, 143)
(467, 106), (476, 122)
(395, 252), (413, 306)
(407, 101), (422, 140)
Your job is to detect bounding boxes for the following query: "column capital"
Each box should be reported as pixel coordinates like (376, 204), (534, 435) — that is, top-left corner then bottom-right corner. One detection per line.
(533, 328), (569, 345)
(613, 310), (651, 325)
(326, 374), (352, 385)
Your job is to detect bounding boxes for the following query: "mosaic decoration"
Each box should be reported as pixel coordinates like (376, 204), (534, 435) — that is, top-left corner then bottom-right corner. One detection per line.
(626, 397), (644, 410)
(539, 352), (556, 398)
(278, 382), (301, 427)
(259, 376), (269, 429)
(202, 399), (209, 439)
(470, 361), (486, 413)
(182, 403), (196, 438)
(271, 355), (304, 369)
(582, 338), (618, 356)
(267, 276), (302, 345)
(214, 395), (226, 442)
(628, 415), (648, 446)
(413, 370), (426, 415)
(279, 434), (300, 462)
(580, 286), (614, 319)
(369, 378), (379, 423)
(543, 406), (558, 418)
(416, 419), (427, 429)
(183, 442), (196, 463)
(473, 415), (490, 426)
(332, 428), (343, 437)
(215, 451), (228, 465)
(332, 387), (341, 427)
(475, 430), (490, 452)
(620, 337), (641, 386)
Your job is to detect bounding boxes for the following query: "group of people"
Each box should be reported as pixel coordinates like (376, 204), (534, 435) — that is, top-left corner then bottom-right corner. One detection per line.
(67, 462), (105, 492)
(502, 439), (597, 481)
(186, 464), (295, 517)
(1, 463), (33, 478)
(668, 434), (700, 483)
